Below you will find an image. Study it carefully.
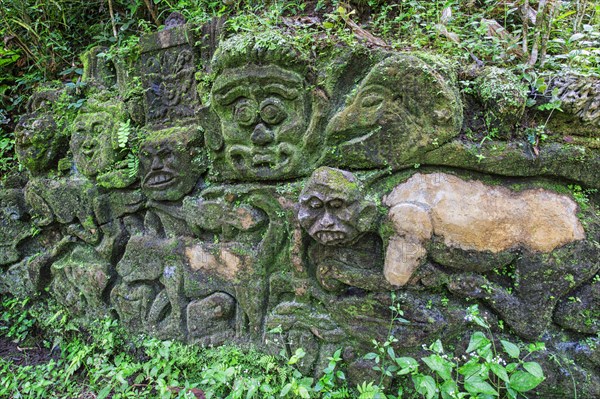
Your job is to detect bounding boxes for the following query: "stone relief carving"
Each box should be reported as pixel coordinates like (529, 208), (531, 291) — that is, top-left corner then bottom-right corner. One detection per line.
(550, 74), (600, 127)
(14, 90), (67, 175)
(209, 34), (327, 181)
(70, 98), (135, 188)
(297, 167), (388, 293)
(141, 24), (198, 124)
(139, 124), (206, 202)
(383, 172), (586, 285)
(50, 244), (111, 318)
(2, 28), (599, 397)
(0, 189), (31, 266)
(325, 54), (462, 169)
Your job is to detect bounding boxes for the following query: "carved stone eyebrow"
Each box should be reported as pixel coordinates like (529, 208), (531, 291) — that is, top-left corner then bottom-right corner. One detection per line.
(262, 83), (299, 100)
(213, 67), (303, 104)
(213, 86), (247, 106)
(299, 193), (323, 204)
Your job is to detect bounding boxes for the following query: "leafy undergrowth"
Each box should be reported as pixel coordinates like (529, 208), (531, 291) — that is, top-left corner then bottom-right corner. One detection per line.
(0, 295), (547, 399)
(0, 295), (351, 399)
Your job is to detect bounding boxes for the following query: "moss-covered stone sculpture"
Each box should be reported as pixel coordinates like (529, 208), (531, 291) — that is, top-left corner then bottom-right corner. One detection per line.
(2, 25), (600, 398)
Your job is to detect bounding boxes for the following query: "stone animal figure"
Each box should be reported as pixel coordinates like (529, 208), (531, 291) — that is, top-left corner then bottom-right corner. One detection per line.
(384, 172), (598, 339)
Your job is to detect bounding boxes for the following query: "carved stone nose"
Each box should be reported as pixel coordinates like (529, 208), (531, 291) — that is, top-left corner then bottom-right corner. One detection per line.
(251, 123), (274, 146)
(320, 211), (335, 228)
(151, 156), (164, 170)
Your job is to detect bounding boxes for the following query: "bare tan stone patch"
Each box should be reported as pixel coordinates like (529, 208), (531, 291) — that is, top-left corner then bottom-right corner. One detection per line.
(185, 244), (244, 281)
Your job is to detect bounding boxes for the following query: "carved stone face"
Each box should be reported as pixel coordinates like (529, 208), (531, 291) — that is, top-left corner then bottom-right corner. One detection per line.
(71, 111), (118, 178)
(298, 167), (375, 246)
(0, 189), (30, 266)
(139, 128), (204, 201)
(211, 65), (309, 180)
(325, 55), (462, 168)
(15, 112), (62, 174)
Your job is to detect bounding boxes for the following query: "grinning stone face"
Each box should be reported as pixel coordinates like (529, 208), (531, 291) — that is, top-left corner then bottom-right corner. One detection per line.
(139, 126), (205, 202)
(211, 64), (309, 180)
(297, 167), (371, 246)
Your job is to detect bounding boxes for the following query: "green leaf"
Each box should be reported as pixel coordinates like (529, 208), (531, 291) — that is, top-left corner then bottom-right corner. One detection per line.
(412, 374), (437, 399)
(395, 356), (418, 375)
(500, 340), (520, 359)
(97, 385), (112, 399)
(509, 371), (544, 392)
(464, 375), (498, 396)
(387, 346), (396, 359)
(422, 354), (453, 381)
(280, 383), (291, 397)
(569, 33), (585, 42)
(458, 357), (482, 377)
(467, 332), (489, 353)
(440, 379), (459, 399)
(523, 362), (544, 379)
(490, 363), (509, 383)
(298, 386), (310, 399)
(430, 339), (444, 354)
(477, 343), (493, 361)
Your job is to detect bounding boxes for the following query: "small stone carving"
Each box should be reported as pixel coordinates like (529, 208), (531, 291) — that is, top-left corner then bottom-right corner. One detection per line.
(71, 99), (133, 187)
(81, 46), (118, 89)
(186, 292), (236, 345)
(164, 12), (186, 29)
(549, 73), (600, 127)
(297, 167), (376, 247)
(0, 189), (31, 266)
(114, 236), (186, 338)
(297, 167), (388, 293)
(139, 124), (206, 202)
(50, 245), (111, 318)
(14, 91), (67, 175)
(325, 54), (462, 169)
(210, 33), (326, 180)
(141, 24), (198, 124)
(25, 177), (100, 244)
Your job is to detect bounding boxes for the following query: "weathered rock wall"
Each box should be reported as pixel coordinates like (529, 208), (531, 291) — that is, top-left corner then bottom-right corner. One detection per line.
(2, 18), (599, 397)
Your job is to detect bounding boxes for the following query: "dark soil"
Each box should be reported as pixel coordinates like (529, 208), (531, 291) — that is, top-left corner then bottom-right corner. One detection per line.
(0, 335), (57, 366)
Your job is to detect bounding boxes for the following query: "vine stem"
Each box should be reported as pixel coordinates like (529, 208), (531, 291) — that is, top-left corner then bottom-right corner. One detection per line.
(143, 0), (161, 27)
(107, 0), (118, 39)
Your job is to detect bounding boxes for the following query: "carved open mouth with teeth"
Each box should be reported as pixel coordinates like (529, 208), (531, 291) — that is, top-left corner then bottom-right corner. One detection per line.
(228, 144), (295, 178)
(250, 152), (290, 171)
(144, 172), (175, 188)
(316, 230), (347, 244)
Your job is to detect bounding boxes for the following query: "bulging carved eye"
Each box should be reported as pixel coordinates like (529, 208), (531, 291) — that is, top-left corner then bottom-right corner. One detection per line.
(328, 199), (345, 209)
(308, 197), (323, 209)
(233, 99), (258, 126)
(260, 99), (287, 125)
(92, 122), (103, 135)
(360, 93), (384, 108)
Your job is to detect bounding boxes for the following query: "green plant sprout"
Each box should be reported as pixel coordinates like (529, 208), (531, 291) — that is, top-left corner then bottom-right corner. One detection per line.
(364, 300), (546, 399)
